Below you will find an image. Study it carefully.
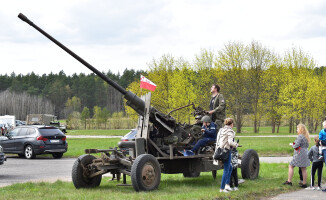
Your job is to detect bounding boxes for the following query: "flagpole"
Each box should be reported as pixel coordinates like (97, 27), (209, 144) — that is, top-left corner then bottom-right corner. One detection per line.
(140, 74), (143, 96)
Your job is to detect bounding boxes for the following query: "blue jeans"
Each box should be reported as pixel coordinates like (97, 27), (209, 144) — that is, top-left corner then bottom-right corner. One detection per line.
(323, 149), (326, 165)
(220, 150), (232, 189)
(192, 137), (215, 152)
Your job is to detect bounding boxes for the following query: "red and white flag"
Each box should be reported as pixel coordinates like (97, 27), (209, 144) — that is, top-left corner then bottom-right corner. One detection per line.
(140, 75), (157, 91)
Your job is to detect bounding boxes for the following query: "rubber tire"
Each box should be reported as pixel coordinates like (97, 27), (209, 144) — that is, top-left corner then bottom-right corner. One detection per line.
(241, 149), (259, 179)
(52, 152), (64, 159)
(72, 154), (102, 189)
(25, 145), (36, 159)
(183, 172), (201, 178)
(131, 154), (161, 192)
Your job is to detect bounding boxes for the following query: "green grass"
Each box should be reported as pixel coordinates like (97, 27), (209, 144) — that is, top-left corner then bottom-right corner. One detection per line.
(65, 138), (121, 157)
(62, 136), (315, 158)
(236, 137), (297, 156)
(236, 126), (321, 136)
(61, 137), (292, 158)
(65, 126), (320, 137)
(66, 129), (130, 136)
(1, 163), (324, 200)
(26, 135), (312, 159)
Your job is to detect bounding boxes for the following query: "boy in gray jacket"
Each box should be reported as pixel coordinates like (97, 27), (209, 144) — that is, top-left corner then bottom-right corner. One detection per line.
(306, 136), (324, 190)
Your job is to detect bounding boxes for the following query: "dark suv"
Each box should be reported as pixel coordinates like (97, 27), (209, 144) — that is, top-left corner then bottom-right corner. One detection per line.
(0, 125), (68, 159)
(0, 145), (6, 165)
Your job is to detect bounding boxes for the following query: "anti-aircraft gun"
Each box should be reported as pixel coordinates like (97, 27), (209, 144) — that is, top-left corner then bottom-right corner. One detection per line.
(18, 13), (260, 191)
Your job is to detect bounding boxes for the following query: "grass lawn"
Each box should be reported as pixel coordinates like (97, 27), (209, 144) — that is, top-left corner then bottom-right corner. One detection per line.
(65, 138), (121, 157)
(66, 129), (130, 136)
(59, 136), (315, 158)
(65, 126), (320, 137)
(1, 163), (325, 200)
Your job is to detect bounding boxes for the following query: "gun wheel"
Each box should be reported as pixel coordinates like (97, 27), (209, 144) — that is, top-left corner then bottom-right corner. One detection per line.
(72, 154), (102, 188)
(190, 125), (203, 139)
(131, 154), (161, 192)
(241, 149), (260, 179)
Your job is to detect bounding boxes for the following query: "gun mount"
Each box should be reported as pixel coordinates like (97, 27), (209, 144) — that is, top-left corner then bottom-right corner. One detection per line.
(18, 13), (260, 192)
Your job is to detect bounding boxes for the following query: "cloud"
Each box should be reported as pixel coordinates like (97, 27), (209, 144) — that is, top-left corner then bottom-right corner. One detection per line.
(1, 0), (326, 76)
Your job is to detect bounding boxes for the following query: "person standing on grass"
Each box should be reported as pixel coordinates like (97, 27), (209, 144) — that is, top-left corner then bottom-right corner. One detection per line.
(318, 121), (326, 160)
(208, 84), (226, 133)
(283, 124), (310, 188)
(215, 118), (238, 193)
(229, 143), (239, 191)
(306, 136), (323, 191)
(318, 121), (326, 192)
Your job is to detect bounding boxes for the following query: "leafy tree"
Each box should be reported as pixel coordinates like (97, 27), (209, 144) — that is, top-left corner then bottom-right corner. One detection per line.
(81, 107), (90, 129)
(263, 58), (285, 133)
(247, 40), (273, 133)
(169, 62), (196, 123)
(101, 107), (110, 129)
(217, 41), (248, 133)
(93, 106), (102, 129)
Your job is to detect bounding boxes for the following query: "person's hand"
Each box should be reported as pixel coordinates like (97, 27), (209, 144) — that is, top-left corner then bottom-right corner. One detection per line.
(201, 129), (205, 133)
(208, 110), (214, 115)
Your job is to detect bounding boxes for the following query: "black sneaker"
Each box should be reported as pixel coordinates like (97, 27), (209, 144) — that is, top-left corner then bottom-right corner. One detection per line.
(283, 181), (292, 186)
(300, 184), (307, 188)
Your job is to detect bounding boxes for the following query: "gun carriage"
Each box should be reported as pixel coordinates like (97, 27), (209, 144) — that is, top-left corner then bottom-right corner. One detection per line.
(18, 13), (259, 191)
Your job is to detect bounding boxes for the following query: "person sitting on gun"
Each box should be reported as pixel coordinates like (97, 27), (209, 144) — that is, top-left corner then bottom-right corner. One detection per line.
(184, 115), (217, 156)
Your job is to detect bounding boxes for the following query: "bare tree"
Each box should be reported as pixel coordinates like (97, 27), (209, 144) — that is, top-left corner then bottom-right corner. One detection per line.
(0, 90), (55, 121)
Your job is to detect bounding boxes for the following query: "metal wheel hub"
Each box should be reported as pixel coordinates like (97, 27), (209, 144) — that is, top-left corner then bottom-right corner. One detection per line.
(25, 147), (32, 158)
(141, 163), (156, 187)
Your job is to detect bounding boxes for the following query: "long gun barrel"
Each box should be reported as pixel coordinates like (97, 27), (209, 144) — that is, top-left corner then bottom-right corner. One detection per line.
(18, 13), (145, 115)
(18, 13), (177, 133)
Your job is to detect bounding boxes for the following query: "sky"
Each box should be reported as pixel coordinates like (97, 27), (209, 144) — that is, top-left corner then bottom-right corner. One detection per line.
(1, 0), (326, 76)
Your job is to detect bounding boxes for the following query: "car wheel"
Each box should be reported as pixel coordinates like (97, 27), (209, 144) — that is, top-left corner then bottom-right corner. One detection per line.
(72, 154), (102, 189)
(52, 152), (63, 159)
(25, 145), (36, 159)
(241, 149), (259, 179)
(131, 154), (161, 192)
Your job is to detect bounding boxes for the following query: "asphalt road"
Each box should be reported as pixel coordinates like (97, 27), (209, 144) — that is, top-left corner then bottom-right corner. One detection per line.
(0, 156), (75, 187)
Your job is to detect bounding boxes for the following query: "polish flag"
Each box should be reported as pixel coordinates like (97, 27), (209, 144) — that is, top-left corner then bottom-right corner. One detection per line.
(140, 75), (157, 91)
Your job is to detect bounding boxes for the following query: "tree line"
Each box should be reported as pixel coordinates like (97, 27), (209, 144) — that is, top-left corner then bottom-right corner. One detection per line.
(1, 40), (325, 133)
(126, 40), (326, 133)
(0, 69), (144, 120)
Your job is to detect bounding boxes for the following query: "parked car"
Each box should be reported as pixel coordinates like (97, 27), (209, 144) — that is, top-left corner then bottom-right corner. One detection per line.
(120, 129), (137, 142)
(0, 123), (5, 136)
(16, 120), (26, 126)
(0, 145), (6, 165)
(0, 125), (68, 159)
(119, 129), (137, 154)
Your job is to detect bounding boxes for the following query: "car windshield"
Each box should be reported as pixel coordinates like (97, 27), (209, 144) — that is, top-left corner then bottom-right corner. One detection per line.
(123, 129), (137, 139)
(38, 128), (63, 136)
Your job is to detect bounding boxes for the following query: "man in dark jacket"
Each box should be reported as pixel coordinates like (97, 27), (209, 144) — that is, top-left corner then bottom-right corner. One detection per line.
(184, 115), (216, 156)
(208, 84), (226, 132)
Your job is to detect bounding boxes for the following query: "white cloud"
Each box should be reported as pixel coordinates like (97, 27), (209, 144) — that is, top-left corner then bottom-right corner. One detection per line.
(1, 0), (326, 75)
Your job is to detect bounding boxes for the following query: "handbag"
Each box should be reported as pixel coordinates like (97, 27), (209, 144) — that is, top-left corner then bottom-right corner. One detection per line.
(213, 147), (230, 162)
(213, 128), (230, 162)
